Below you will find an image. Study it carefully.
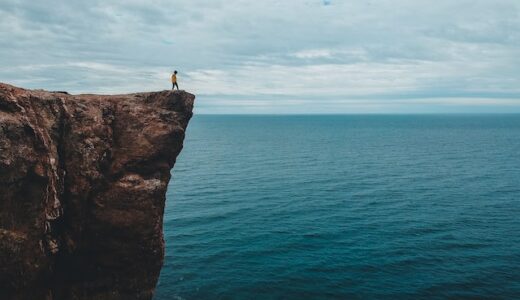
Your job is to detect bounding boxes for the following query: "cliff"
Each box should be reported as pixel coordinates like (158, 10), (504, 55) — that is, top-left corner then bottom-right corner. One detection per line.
(0, 83), (194, 299)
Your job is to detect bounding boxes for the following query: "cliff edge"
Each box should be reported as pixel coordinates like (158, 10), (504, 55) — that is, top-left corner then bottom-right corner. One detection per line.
(0, 83), (194, 299)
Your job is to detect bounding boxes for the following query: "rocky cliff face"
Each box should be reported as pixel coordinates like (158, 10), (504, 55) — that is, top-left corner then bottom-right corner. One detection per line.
(0, 83), (194, 299)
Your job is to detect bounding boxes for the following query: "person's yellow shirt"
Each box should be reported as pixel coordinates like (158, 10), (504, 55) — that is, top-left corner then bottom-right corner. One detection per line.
(171, 74), (177, 83)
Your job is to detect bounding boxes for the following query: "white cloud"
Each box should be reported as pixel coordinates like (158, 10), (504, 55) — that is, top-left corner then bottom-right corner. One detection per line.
(0, 0), (519, 112)
(292, 49), (333, 59)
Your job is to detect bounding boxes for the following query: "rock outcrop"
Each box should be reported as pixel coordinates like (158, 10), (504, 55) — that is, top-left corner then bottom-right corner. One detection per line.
(0, 83), (194, 299)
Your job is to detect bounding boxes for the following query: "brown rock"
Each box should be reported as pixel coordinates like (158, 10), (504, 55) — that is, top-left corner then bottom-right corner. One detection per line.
(0, 83), (194, 299)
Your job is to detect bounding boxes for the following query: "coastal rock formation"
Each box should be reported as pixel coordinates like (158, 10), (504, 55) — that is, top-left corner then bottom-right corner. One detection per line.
(0, 83), (194, 299)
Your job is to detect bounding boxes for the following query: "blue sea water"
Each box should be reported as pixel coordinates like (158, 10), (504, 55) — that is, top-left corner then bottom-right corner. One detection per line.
(155, 115), (520, 299)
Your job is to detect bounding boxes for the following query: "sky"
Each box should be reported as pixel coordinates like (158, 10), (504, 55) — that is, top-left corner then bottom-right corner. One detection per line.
(1, 0), (520, 114)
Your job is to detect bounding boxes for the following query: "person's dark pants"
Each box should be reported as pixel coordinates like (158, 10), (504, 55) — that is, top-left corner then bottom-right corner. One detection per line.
(172, 82), (179, 90)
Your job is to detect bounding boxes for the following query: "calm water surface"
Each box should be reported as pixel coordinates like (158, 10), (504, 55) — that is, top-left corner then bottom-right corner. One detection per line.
(155, 115), (520, 299)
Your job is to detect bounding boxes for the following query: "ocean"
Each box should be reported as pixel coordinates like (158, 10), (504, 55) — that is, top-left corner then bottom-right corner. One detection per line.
(155, 115), (520, 299)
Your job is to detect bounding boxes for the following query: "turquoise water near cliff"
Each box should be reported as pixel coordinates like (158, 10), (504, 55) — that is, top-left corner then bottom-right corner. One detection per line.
(155, 115), (520, 299)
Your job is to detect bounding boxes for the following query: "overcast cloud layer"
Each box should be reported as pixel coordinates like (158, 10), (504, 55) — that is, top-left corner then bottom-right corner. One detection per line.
(1, 0), (519, 113)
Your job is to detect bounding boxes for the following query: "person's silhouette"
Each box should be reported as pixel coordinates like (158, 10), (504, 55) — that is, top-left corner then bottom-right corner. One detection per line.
(171, 70), (179, 90)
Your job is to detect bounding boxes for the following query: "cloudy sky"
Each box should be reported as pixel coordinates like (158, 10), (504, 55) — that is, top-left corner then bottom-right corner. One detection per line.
(1, 0), (519, 113)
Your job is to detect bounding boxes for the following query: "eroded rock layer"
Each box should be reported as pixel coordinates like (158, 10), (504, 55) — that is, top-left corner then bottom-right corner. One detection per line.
(0, 83), (194, 299)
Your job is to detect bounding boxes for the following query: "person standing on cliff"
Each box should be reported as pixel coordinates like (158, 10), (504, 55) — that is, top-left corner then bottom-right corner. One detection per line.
(171, 70), (179, 90)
